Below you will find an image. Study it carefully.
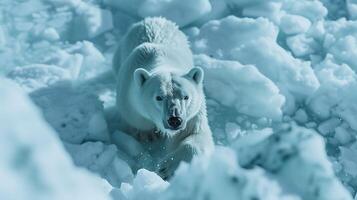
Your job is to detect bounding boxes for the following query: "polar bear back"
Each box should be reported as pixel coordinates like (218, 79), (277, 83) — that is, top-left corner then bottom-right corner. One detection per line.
(113, 17), (194, 74)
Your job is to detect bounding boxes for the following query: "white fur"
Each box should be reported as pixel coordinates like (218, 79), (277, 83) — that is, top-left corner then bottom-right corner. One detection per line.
(113, 17), (214, 179)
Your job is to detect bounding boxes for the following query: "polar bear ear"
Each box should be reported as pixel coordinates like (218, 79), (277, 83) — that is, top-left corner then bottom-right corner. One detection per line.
(134, 68), (150, 87)
(186, 67), (204, 85)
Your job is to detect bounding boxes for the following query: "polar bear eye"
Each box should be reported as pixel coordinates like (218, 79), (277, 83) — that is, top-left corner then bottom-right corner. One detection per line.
(156, 96), (163, 101)
(184, 96), (189, 100)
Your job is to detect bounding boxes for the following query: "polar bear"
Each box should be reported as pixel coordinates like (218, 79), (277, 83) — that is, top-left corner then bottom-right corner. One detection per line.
(112, 17), (214, 179)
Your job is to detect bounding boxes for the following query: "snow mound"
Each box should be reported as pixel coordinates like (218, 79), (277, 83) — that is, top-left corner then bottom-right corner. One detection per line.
(104, 0), (212, 27)
(195, 55), (285, 120)
(192, 15), (319, 113)
(29, 81), (133, 187)
(192, 16), (278, 59)
(234, 123), (352, 200)
(323, 19), (357, 73)
(160, 147), (299, 200)
(7, 64), (71, 92)
(308, 55), (357, 131)
(113, 169), (169, 200)
(111, 124), (352, 200)
(0, 78), (112, 200)
(114, 148), (300, 200)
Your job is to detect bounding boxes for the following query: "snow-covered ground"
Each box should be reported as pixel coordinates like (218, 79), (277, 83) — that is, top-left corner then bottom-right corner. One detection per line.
(1, 0), (357, 199)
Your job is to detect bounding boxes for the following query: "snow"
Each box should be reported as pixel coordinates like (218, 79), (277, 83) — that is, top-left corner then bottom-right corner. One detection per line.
(241, 2), (283, 24)
(28, 80), (133, 187)
(0, 78), (112, 200)
(281, 0), (328, 22)
(286, 34), (318, 57)
(2, 0), (357, 199)
(192, 16), (319, 114)
(7, 64), (71, 92)
(159, 147), (299, 200)
(308, 55), (357, 132)
(280, 14), (311, 35)
(234, 124), (352, 200)
(195, 54), (285, 120)
(192, 16), (279, 59)
(104, 0), (212, 27)
(118, 169), (169, 200)
(346, 0), (357, 20)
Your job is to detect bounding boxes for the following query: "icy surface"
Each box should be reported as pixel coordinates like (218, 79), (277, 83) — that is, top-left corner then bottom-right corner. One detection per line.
(1, 0), (357, 199)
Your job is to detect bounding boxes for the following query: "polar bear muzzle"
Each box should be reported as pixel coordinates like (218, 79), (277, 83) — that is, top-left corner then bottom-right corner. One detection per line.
(163, 97), (187, 131)
(167, 116), (183, 129)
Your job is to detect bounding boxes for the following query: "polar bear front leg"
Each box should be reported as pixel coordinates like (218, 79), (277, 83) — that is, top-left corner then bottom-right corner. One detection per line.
(156, 144), (197, 180)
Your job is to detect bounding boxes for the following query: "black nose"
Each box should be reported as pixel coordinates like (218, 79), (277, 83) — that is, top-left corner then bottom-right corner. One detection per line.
(168, 117), (182, 128)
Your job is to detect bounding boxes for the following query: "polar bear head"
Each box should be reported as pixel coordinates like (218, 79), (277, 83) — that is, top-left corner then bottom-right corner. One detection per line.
(134, 67), (204, 135)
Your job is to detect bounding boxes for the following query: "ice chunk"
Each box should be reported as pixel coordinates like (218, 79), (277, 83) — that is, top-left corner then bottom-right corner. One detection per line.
(327, 35), (357, 73)
(160, 147), (299, 200)
(225, 122), (241, 142)
(293, 109), (309, 124)
(282, 0), (328, 22)
(7, 64), (71, 92)
(65, 142), (134, 187)
(242, 2), (283, 23)
(280, 14), (311, 35)
(42, 27), (60, 41)
(340, 144), (357, 177)
(193, 16), (278, 59)
(232, 38), (319, 111)
(322, 19), (357, 74)
(104, 0), (211, 27)
(43, 41), (107, 79)
(317, 118), (342, 136)
(0, 78), (111, 200)
(346, 0), (357, 20)
(45, 0), (113, 40)
(70, 4), (113, 40)
(193, 16), (319, 112)
(194, 0), (229, 25)
(67, 41), (108, 79)
(224, 0), (267, 7)
(138, 0), (211, 27)
(121, 169), (169, 200)
(334, 126), (354, 145)
(195, 55), (285, 120)
(286, 34), (318, 57)
(308, 56), (357, 131)
(234, 123), (352, 200)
